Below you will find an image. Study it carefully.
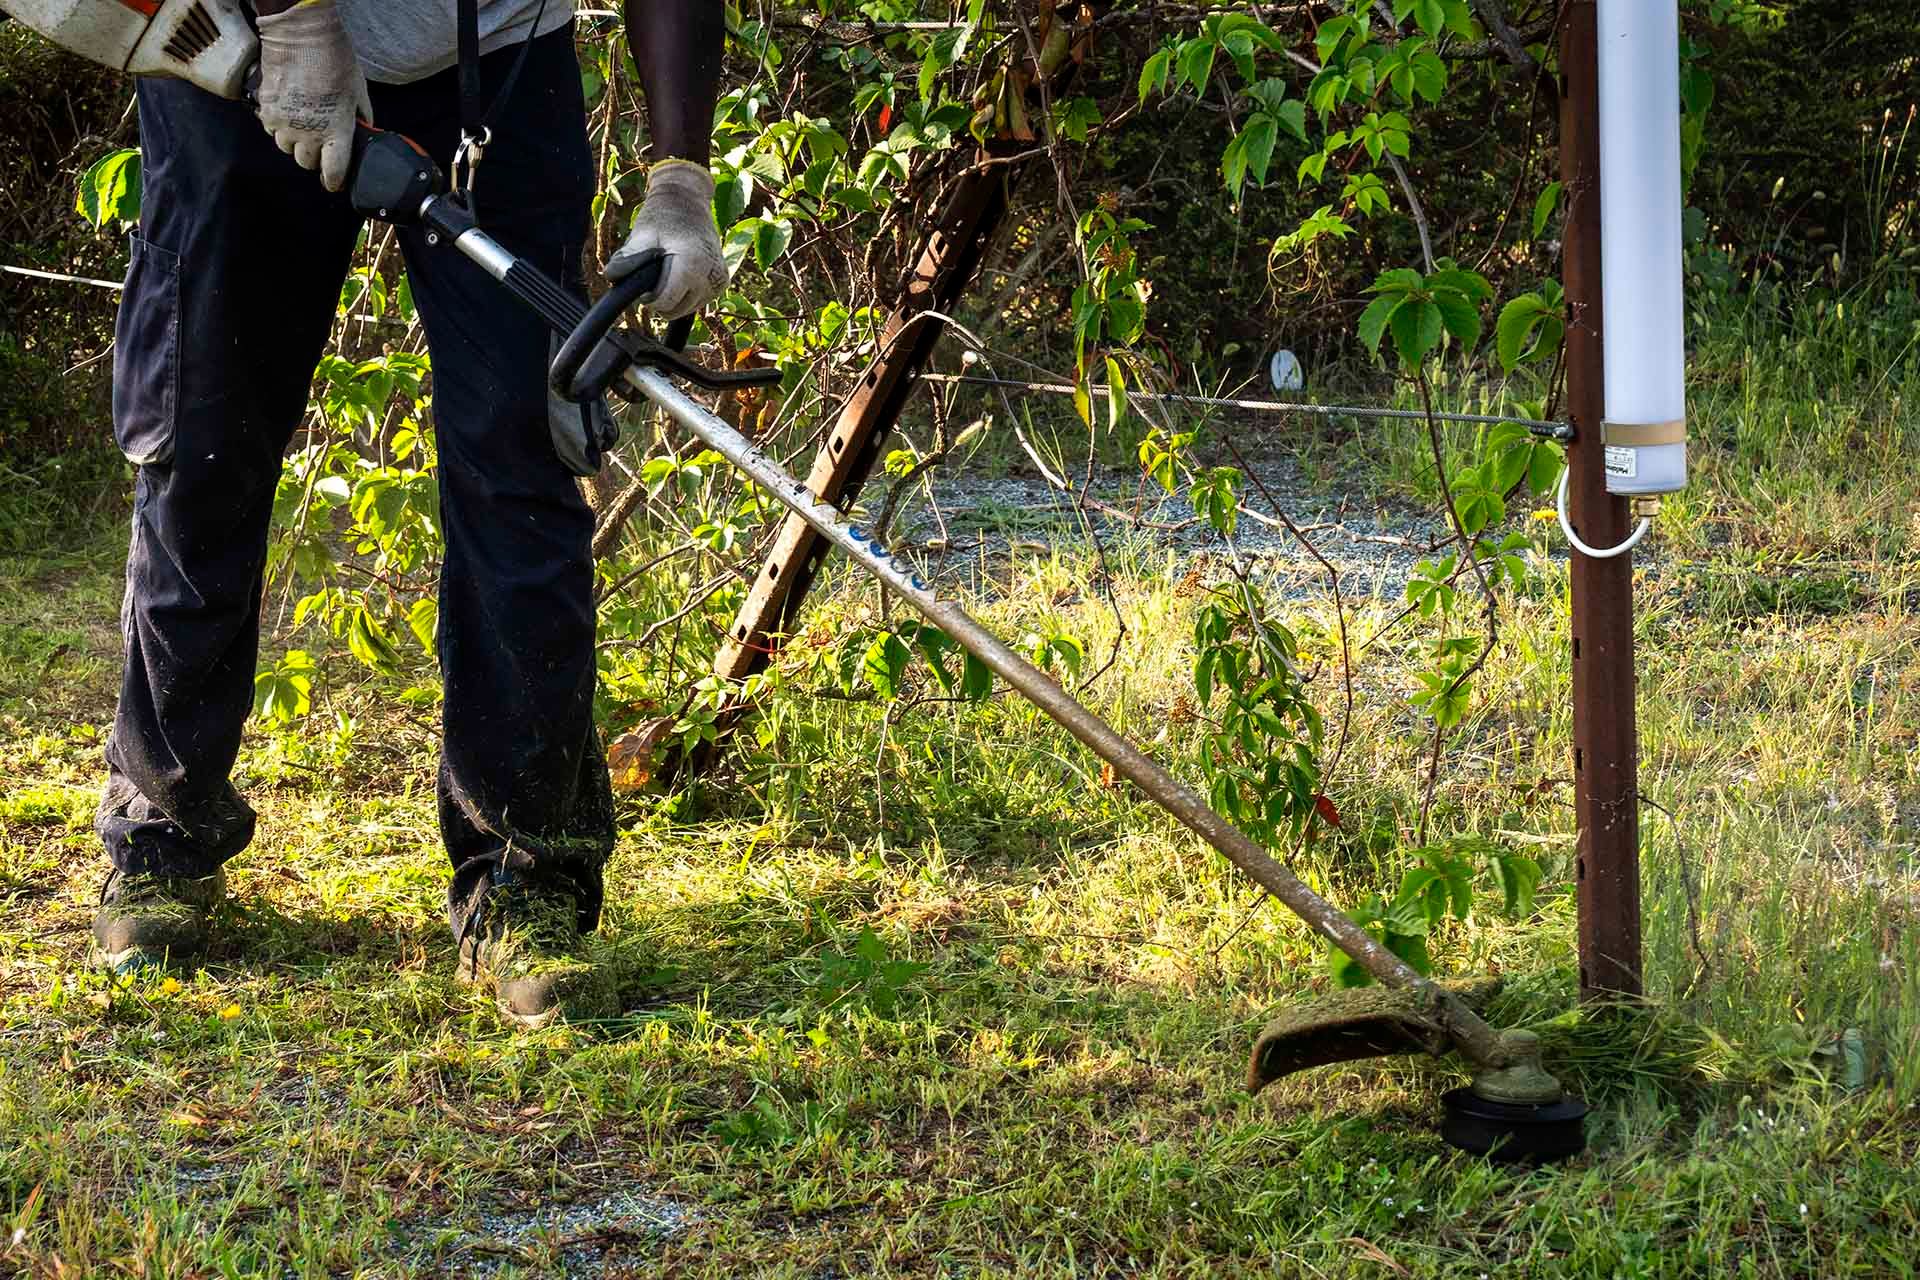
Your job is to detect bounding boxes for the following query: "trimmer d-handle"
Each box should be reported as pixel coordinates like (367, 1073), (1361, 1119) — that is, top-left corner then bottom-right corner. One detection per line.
(345, 129), (780, 399)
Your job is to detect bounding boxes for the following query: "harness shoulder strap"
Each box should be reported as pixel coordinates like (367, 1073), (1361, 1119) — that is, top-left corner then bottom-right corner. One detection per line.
(451, 0), (553, 215)
(457, 0), (485, 145)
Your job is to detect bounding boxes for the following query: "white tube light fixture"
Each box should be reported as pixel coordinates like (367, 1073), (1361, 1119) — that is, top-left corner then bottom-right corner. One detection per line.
(1596, 0), (1688, 498)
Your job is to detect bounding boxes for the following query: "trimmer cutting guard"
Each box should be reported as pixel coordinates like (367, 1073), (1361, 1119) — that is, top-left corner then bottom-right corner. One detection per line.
(1247, 978), (1504, 1093)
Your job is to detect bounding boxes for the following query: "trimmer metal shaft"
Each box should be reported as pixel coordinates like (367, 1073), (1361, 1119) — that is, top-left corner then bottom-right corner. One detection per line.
(436, 215), (1544, 1088)
(623, 361), (1523, 1074)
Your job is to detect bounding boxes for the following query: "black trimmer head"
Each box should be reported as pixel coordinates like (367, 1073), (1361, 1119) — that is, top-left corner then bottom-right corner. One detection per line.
(1440, 1089), (1589, 1163)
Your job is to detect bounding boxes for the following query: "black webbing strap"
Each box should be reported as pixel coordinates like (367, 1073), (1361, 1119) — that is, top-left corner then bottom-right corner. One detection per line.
(453, 0), (553, 218)
(457, 0), (485, 145)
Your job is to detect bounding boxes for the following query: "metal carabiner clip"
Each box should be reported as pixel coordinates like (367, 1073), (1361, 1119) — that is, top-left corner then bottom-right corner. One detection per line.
(451, 125), (493, 203)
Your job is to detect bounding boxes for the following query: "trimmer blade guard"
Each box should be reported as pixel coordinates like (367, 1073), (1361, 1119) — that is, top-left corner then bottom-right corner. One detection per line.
(1247, 978), (1504, 1093)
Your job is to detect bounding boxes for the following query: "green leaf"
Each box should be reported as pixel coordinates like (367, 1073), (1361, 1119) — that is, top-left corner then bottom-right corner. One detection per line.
(1434, 295), (1481, 349)
(1531, 181), (1563, 239)
(1367, 267), (1423, 295)
(753, 217), (794, 269)
(253, 651), (315, 725)
(1495, 294), (1549, 372)
(1069, 283), (1101, 370)
(1488, 853), (1543, 917)
(960, 653), (993, 702)
(1107, 292), (1145, 346)
(1490, 437), (1532, 492)
(1054, 97), (1102, 144)
(912, 626), (958, 692)
(1384, 884), (1435, 936)
(861, 633), (913, 699)
(1104, 356), (1127, 430)
(1425, 267), (1493, 302)
(1179, 38), (1218, 95)
(1221, 132), (1250, 199)
(1274, 98), (1308, 143)
(1388, 299), (1442, 367)
(1680, 64), (1714, 116)
(1412, 0), (1445, 35)
(1343, 172), (1390, 217)
(1383, 929), (1433, 975)
(1356, 294), (1401, 356)
(1043, 633), (1085, 676)
(346, 608), (402, 674)
(75, 148), (142, 229)
(1222, 29), (1258, 85)
(713, 172), (748, 228)
(1456, 485), (1504, 536)
(1409, 50), (1447, 102)
(1139, 47), (1175, 101)
(1240, 116), (1279, 191)
(1192, 467), (1240, 537)
(1314, 16), (1353, 63)
(1329, 941), (1371, 988)
(1527, 443), (1564, 495)
(405, 598), (437, 656)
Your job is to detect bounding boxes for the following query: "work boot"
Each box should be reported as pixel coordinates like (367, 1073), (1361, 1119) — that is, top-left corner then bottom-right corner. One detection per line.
(455, 881), (616, 1029)
(92, 868), (226, 973)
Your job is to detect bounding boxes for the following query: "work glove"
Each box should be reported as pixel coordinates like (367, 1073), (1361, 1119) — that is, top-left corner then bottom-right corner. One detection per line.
(605, 160), (729, 320)
(256, 0), (372, 193)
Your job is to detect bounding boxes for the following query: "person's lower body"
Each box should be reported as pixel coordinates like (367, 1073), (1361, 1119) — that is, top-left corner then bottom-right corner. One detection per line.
(94, 28), (616, 1006)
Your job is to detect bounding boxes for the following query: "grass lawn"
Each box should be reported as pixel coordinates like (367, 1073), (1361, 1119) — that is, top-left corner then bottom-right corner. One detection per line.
(2, 312), (1918, 1277)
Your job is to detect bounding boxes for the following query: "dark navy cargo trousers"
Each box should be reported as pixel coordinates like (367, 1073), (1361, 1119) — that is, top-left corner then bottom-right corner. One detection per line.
(99, 27), (614, 938)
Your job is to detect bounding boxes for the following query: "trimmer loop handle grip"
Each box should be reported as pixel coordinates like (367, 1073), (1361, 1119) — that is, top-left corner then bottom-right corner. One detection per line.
(550, 249), (779, 402)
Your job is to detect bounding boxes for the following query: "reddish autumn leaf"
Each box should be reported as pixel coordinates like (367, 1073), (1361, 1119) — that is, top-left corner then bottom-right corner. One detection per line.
(876, 103), (892, 132)
(1313, 794), (1343, 829)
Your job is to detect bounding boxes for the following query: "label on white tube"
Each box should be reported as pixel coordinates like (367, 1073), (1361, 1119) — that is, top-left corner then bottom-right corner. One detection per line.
(1604, 446), (1637, 480)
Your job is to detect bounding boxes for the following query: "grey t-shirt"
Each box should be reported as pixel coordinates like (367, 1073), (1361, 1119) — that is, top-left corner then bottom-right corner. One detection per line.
(337, 0), (574, 86)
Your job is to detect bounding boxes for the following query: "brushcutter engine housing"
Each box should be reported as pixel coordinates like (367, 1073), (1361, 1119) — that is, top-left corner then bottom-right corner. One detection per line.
(2, 0), (257, 98)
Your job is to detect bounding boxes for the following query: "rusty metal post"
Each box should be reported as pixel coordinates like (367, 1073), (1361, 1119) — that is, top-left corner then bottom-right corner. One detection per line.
(709, 171), (1008, 685)
(1560, 0), (1643, 1000)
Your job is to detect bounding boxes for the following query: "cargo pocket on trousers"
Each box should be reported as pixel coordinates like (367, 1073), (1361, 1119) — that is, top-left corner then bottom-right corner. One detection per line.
(111, 234), (181, 466)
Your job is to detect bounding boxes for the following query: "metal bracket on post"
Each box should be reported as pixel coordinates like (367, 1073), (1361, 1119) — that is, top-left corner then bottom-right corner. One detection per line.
(1561, 0), (1644, 1001)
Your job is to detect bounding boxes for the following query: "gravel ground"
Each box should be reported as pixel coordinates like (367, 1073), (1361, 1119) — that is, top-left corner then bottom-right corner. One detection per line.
(418, 1187), (701, 1277)
(885, 449), (1466, 605)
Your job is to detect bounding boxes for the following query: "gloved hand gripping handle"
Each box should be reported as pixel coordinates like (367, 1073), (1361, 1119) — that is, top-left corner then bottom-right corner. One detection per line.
(370, 153), (777, 401)
(544, 248), (776, 400)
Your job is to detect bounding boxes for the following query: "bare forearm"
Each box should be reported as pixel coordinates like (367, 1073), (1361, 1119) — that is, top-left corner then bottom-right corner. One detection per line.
(626, 0), (723, 166)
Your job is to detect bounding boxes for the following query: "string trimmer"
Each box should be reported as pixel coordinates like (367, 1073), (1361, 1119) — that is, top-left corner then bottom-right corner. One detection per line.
(395, 152), (1587, 1161)
(5, 0), (1587, 1160)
